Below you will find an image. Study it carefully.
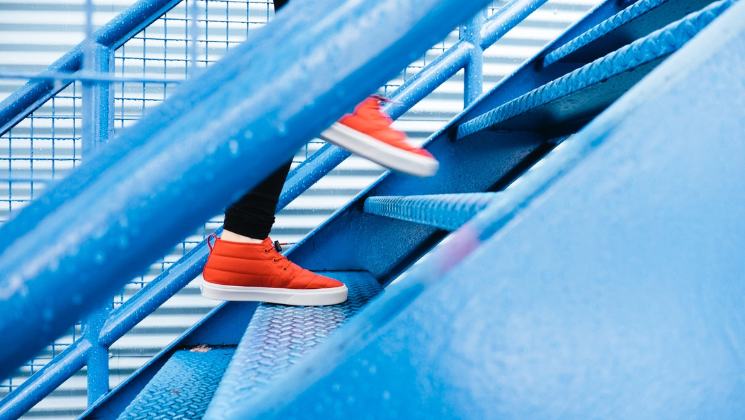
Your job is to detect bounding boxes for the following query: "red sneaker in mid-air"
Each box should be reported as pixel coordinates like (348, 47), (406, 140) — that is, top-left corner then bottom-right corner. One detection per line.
(201, 235), (347, 306)
(321, 96), (439, 177)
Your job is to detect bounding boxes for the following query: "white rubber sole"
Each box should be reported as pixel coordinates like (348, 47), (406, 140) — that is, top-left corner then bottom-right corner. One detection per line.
(320, 122), (439, 177)
(200, 281), (348, 306)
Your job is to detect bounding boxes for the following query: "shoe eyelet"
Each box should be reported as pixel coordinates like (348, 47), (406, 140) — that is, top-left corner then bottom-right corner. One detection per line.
(264, 249), (270, 253)
(282, 268), (288, 271)
(273, 258), (278, 262)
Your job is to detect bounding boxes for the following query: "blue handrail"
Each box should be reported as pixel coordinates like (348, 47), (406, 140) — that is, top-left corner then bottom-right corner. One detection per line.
(0, 0), (556, 416)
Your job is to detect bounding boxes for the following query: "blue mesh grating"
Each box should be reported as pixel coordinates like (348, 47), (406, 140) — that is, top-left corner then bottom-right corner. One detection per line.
(116, 347), (236, 420)
(204, 271), (382, 419)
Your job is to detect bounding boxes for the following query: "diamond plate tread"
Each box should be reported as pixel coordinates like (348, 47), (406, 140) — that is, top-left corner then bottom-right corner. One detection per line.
(204, 271), (382, 420)
(364, 193), (500, 231)
(117, 348), (235, 420)
(543, 0), (715, 67)
(457, 0), (734, 139)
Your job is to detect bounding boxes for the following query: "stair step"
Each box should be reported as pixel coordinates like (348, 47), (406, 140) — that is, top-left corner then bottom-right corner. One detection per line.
(542, 0), (717, 67)
(457, 0), (733, 138)
(364, 193), (500, 231)
(203, 271), (382, 420)
(116, 347), (234, 420)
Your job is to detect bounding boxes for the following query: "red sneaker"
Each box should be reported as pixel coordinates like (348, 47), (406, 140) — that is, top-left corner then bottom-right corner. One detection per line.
(201, 235), (347, 306)
(320, 96), (439, 177)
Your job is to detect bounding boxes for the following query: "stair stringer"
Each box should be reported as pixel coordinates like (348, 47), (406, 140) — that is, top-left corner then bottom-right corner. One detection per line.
(223, 3), (745, 418)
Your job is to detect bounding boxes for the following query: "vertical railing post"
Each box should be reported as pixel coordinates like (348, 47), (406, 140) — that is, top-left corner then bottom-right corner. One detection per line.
(81, 0), (114, 403)
(82, 42), (113, 155)
(81, 42), (114, 400)
(460, 9), (485, 107)
(81, 41), (114, 400)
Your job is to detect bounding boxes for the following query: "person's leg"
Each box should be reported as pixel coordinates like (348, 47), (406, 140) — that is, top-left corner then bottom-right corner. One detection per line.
(222, 0), (290, 244)
(202, 0), (347, 306)
(222, 160), (292, 243)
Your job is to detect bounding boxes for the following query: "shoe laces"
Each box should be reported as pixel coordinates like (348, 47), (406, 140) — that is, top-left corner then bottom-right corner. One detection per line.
(371, 94), (402, 105)
(264, 243), (292, 271)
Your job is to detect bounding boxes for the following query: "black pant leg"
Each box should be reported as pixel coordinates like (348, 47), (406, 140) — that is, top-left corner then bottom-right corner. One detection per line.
(222, 0), (292, 239)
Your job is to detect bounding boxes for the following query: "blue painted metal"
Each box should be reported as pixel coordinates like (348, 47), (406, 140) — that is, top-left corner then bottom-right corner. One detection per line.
(0, 238), (228, 419)
(222, 3), (745, 417)
(0, 339), (92, 420)
(204, 272), (382, 420)
(0, 0), (494, 383)
(461, 10), (485, 106)
(84, 302), (112, 406)
(282, 0), (653, 283)
(457, 0), (734, 138)
(78, 301), (258, 420)
(116, 348), (235, 420)
(542, 0), (717, 67)
(480, 0), (553, 48)
(1, 0), (530, 412)
(364, 193), (500, 231)
(82, 42), (113, 162)
(5, 1), (546, 411)
(0, 0), (182, 137)
(0, 0), (640, 413)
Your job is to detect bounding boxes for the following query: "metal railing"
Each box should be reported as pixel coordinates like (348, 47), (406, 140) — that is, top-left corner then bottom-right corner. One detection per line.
(0, 0), (557, 417)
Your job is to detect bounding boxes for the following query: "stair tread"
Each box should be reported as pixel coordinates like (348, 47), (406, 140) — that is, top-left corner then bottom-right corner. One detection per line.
(457, 0), (731, 138)
(543, 0), (717, 67)
(364, 193), (500, 231)
(203, 271), (382, 420)
(116, 348), (234, 420)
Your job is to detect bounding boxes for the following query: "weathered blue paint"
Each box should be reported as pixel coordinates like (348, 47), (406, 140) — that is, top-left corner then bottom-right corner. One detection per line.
(458, 0), (734, 138)
(225, 3), (745, 417)
(0, 0), (181, 137)
(364, 193), (500, 231)
(542, 0), (717, 67)
(0, 0), (495, 383)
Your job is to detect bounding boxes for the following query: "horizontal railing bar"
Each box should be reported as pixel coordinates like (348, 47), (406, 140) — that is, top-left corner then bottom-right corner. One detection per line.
(0, 339), (91, 420)
(480, 0), (552, 48)
(0, 72), (184, 84)
(98, 236), (212, 346)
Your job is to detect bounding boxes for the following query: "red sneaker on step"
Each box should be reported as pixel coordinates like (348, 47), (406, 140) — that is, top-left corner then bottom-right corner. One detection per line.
(201, 235), (348, 306)
(320, 96), (439, 177)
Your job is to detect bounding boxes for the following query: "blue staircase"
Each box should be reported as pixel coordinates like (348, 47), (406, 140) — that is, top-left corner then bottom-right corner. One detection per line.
(2, 0), (745, 418)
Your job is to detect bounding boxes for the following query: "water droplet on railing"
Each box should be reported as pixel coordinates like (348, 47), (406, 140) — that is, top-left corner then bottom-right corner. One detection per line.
(229, 139), (240, 156)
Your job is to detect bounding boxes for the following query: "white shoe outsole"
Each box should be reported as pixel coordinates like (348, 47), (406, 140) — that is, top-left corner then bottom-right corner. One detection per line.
(200, 281), (348, 306)
(320, 122), (439, 177)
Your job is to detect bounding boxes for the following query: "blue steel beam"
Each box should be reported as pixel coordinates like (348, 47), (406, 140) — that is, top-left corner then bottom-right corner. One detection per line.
(457, 0), (734, 138)
(0, 0), (182, 137)
(227, 3), (745, 417)
(542, 0), (718, 67)
(0, 0), (495, 382)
